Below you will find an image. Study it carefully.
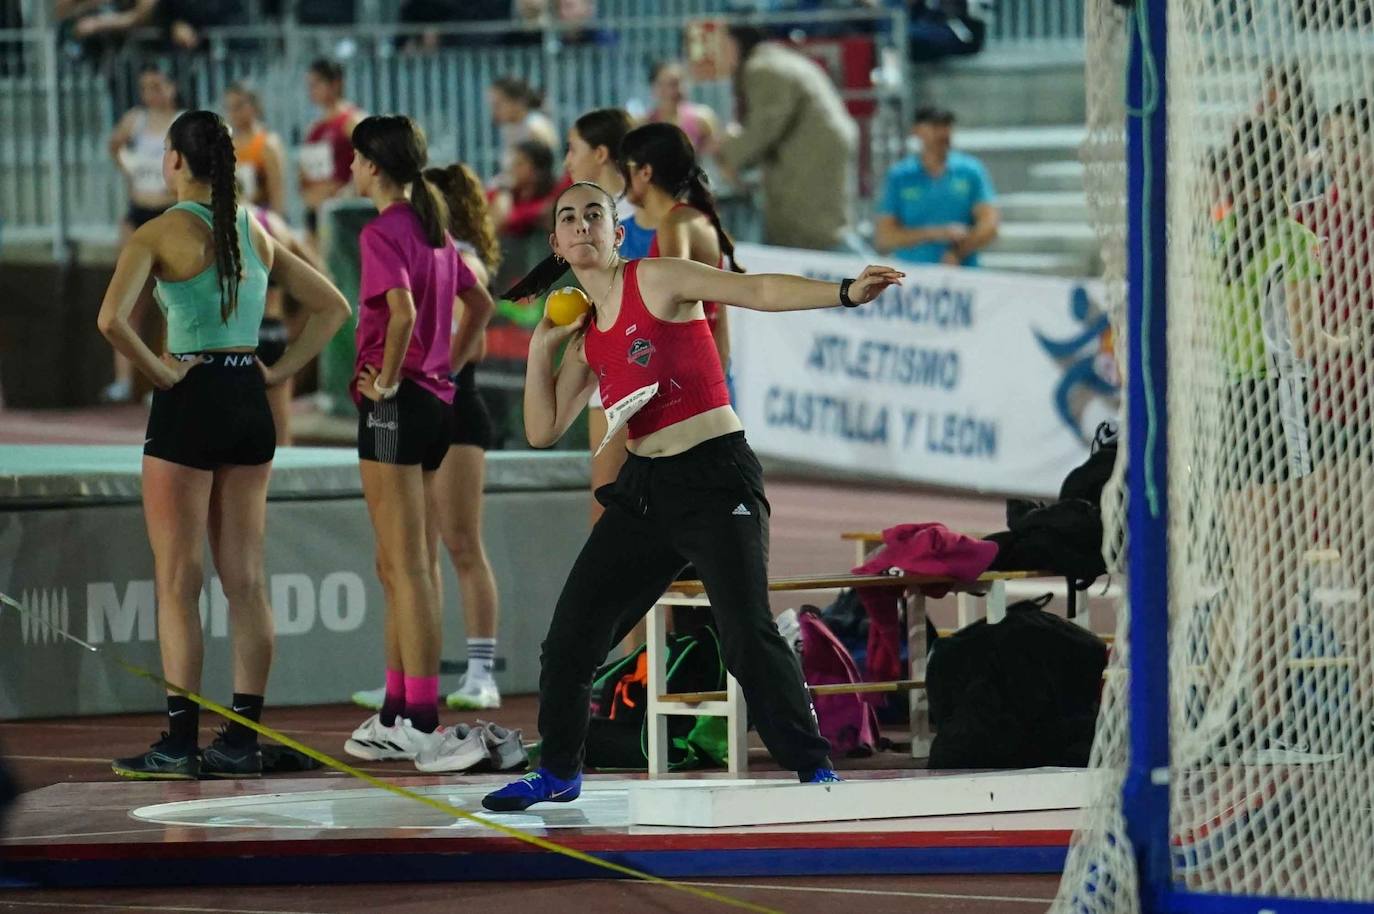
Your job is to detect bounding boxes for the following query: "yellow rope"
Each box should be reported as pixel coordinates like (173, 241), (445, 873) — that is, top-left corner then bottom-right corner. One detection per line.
(0, 591), (779, 914)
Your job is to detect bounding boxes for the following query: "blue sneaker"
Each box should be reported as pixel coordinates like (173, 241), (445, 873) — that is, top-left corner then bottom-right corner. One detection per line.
(481, 767), (582, 812)
(799, 767), (843, 784)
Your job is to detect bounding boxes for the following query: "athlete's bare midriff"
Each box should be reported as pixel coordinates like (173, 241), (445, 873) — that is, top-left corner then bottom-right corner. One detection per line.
(626, 404), (744, 458)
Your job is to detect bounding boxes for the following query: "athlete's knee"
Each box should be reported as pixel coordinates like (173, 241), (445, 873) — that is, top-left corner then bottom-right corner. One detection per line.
(443, 526), (486, 570)
(158, 560), (206, 607)
(219, 568), (268, 609)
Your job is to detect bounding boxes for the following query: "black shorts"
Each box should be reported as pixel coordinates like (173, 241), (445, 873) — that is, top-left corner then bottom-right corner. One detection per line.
(144, 353), (276, 470)
(1222, 377), (1311, 488)
(357, 380), (452, 471)
(257, 317), (289, 367)
(450, 364), (493, 450)
(127, 204), (167, 228)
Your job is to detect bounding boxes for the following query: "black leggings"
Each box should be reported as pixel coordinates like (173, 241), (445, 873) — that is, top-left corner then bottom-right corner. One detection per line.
(537, 431), (832, 777)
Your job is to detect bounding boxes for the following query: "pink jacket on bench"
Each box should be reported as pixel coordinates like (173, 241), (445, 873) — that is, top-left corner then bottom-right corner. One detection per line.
(851, 523), (999, 685)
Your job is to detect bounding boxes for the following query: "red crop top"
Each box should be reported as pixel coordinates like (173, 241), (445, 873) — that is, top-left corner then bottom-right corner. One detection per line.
(582, 259), (731, 440)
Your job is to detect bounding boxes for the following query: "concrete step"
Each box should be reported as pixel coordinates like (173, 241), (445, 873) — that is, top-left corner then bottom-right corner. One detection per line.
(996, 190), (1089, 223)
(988, 220), (1098, 255)
(1027, 160), (1086, 192)
(909, 47), (1086, 128)
(980, 250), (1096, 278)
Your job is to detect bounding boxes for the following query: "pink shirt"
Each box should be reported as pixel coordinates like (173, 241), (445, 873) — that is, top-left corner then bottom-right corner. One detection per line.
(354, 202), (474, 405)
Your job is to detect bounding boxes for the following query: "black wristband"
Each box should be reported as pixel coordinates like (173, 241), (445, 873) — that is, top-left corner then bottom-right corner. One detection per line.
(839, 277), (859, 308)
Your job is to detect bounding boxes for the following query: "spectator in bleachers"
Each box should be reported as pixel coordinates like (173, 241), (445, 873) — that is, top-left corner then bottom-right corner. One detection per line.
(226, 82), (286, 215)
(299, 58), (364, 243)
(489, 75), (558, 187)
(642, 60), (721, 158)
(874, 106), (999, 267)
(490, 138), (561, 239)
(716, 24), (860, 252)
(100, 63), (181, 403)
(901, 0), (992, 63)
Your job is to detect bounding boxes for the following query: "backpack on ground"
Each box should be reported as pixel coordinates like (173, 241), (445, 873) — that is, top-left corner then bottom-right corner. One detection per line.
(582, 626), (727, 771)
(799, 607), (883, 757)
(925, 595), (1108, 769)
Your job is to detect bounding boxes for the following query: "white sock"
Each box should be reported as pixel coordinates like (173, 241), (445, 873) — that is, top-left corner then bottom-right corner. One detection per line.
(466, 638), (496, 684)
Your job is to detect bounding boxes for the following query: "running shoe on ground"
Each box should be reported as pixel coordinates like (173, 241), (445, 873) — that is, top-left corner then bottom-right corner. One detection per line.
(481, 768), (581, 812)
(344, 715), (434, 761)
(201, 727), (263, 778)
(799, 767), (843, 784)
(446, 674), (501, 710)
(112, 732), (199, 780)
(414, 723), (488, 773)
(477, 720), (528, 772)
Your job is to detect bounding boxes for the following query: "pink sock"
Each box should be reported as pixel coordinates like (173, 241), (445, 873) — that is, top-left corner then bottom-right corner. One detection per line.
(404, 674), (440, 733)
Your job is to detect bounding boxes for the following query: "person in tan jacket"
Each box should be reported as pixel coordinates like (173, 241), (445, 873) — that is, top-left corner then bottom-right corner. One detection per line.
(717, 25), (861, 252)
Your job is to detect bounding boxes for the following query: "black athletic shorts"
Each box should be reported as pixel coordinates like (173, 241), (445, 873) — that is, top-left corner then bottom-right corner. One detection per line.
(357, 379), (451, 471)
(450, 364), (492, 450)
(127, 204), (167, 228)
(144, 353), (276, 470)
(257, 317), (289, 367)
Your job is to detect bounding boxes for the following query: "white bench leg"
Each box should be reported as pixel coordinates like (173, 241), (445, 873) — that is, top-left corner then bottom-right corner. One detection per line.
(908, 591), (933, 759)
(726, 672), (748, 775)
(956, 592), (976, 629)
(987, 580), (1007, 624)
(646, 600), (671, 778)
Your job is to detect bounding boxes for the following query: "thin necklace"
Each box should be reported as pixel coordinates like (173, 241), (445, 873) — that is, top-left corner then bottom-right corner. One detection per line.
(594, 258), (621, 307)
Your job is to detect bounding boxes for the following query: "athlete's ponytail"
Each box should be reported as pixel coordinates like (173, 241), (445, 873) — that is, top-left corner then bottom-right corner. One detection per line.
(680, 166), (744, 274)
(620, 122), (743, 272)
(503, 181), (619, 301)
(352, 115), (450, 248)
(168, 110), (242, 323)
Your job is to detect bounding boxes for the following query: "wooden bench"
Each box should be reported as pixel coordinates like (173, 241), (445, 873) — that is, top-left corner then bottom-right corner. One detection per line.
(645, 569), (1054, 777)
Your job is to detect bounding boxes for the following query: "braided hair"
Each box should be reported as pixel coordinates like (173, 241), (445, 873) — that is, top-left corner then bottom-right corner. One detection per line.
(504, 181), (618, 301)
(167, 110), (241, 324)
(352, 115), (450, 248)
(621, 122), (744, 273)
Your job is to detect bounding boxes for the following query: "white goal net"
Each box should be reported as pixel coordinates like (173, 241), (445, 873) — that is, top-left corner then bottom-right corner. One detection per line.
(1054, 1), (1374, 910)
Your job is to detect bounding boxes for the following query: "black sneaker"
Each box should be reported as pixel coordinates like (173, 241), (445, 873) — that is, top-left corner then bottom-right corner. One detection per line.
(112, 732), (199, 780)
(200, 728), (263, 779)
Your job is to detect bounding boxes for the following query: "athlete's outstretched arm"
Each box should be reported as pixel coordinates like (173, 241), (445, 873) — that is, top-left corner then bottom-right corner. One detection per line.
(639, 258), (903, 315)
(524, 314), (595, 449)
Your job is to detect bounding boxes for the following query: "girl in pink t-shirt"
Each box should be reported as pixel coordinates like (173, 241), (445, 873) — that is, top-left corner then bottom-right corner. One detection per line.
(343, 115), (495, 769)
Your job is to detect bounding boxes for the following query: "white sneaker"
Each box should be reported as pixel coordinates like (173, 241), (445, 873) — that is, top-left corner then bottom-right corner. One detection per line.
(478, 720), (528, 772)
(413, 723), (489, 773)
(344, 715), (431, 761)
(351, 686), (385, 711)
(446, 675), (501, 710)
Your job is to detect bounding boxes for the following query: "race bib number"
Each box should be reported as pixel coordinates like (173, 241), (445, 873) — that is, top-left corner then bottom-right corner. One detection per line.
(595, 383), (658, 455)
(235, 162), (259, 202)
(122, 149), (167, 197)
(299, 141), (334, 182)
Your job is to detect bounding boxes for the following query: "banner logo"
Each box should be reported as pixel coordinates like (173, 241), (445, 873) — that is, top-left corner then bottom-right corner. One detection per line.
(17, 588), (70, 645)
(1034, 285), (1121, 443)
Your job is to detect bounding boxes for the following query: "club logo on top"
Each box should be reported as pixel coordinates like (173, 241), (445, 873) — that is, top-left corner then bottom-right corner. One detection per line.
(627, 338), (655, 367)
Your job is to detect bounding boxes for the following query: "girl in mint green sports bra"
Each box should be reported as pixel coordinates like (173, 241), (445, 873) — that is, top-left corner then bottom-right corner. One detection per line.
(97, 110), (350, 782)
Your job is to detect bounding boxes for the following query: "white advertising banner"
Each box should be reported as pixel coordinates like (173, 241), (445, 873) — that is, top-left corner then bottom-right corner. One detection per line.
(729, 244), (1119, 497)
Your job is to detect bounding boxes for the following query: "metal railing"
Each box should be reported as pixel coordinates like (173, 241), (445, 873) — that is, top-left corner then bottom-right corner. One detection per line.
(0, 7), (921, 255)
(0, 3), (1092, 255)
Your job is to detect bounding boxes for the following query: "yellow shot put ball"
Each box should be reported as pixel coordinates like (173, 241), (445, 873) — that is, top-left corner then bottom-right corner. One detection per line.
(546, 286), (591, 326)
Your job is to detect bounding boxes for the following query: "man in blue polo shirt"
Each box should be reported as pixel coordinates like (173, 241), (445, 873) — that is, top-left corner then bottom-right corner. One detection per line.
(875, 106), (1000, 267)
